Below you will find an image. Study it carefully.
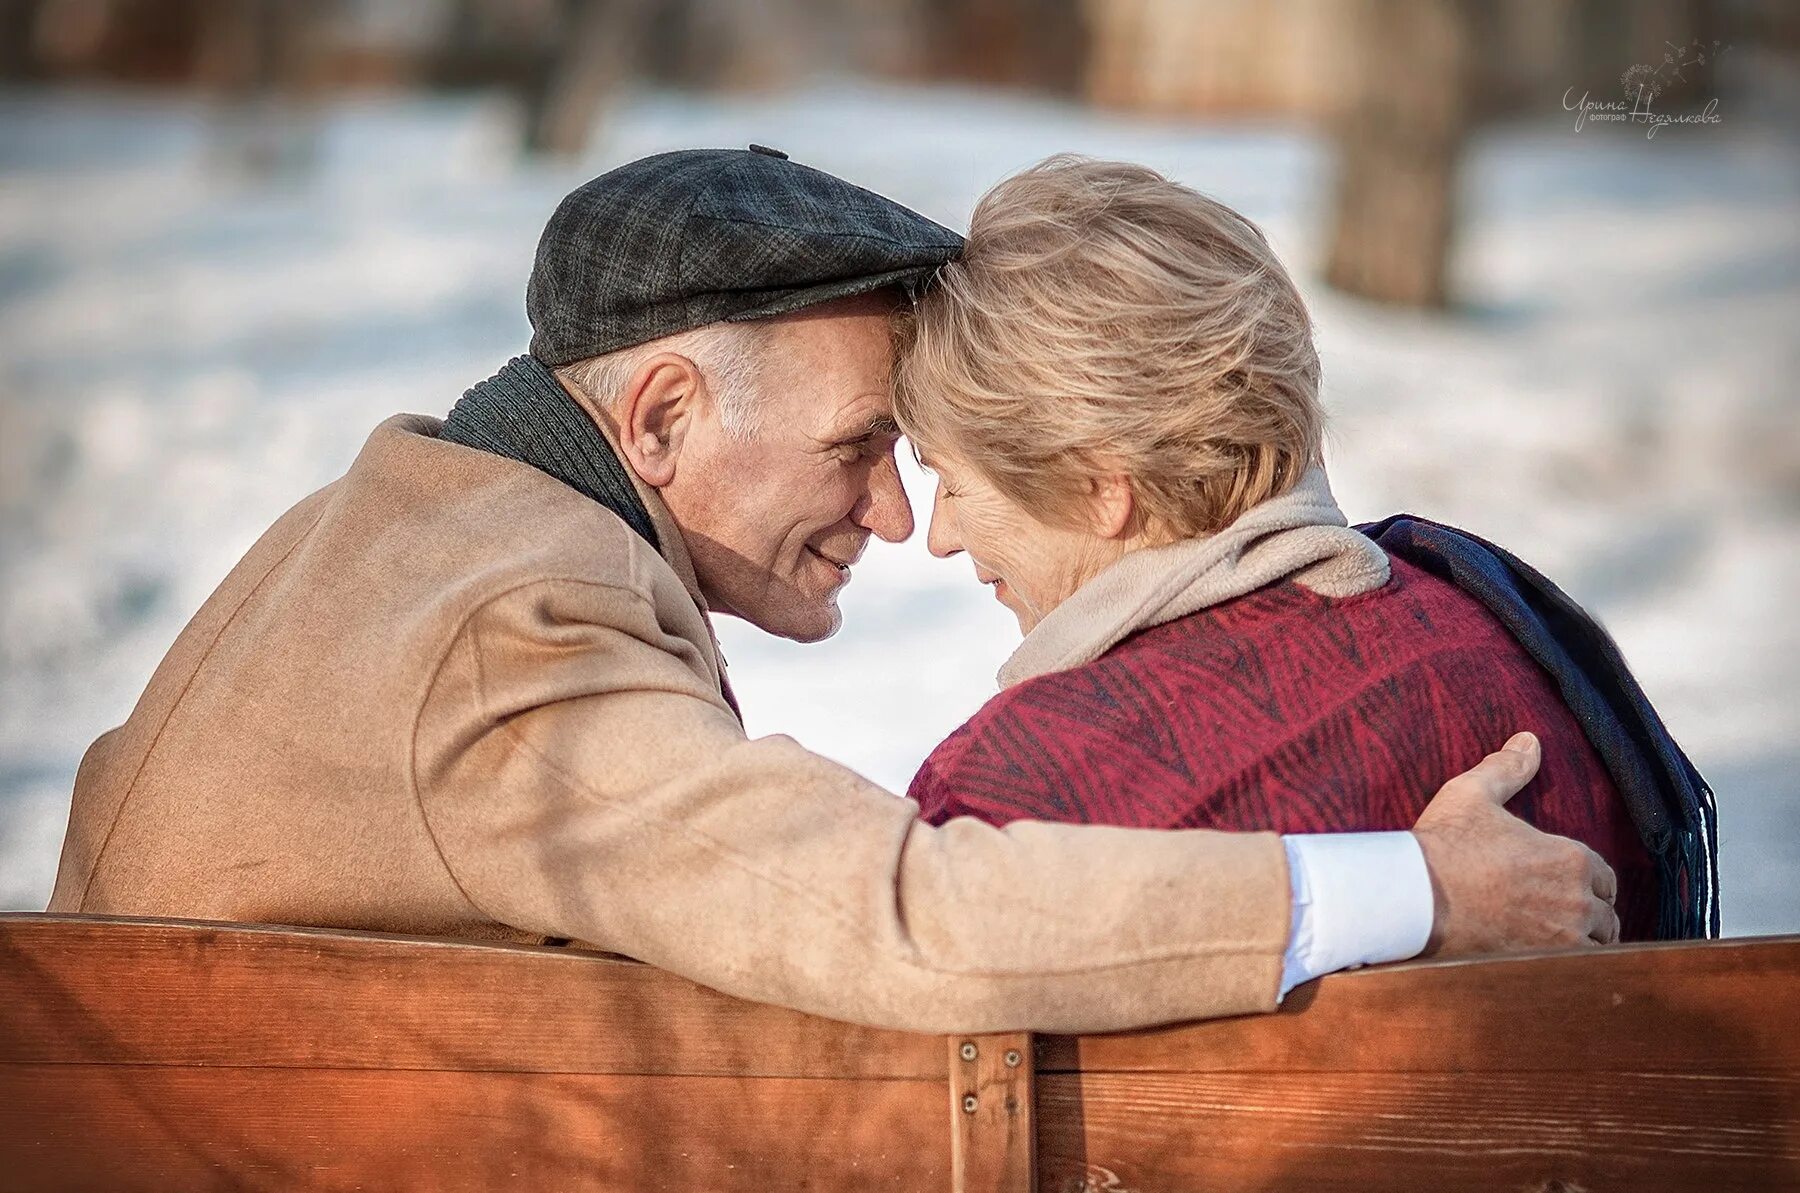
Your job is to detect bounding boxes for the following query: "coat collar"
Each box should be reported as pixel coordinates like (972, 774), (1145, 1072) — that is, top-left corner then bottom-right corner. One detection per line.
(585, 410), (740, 714)
(591, 412), (711, 616)
(387, 404), (737, 714)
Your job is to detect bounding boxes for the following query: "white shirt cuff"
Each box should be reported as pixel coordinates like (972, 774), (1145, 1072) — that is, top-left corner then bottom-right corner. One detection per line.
(1278, 832), (1434, 1000)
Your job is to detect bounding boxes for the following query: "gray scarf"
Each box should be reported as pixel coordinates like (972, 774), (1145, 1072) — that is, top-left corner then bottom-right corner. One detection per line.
(441, 355), (660, 552)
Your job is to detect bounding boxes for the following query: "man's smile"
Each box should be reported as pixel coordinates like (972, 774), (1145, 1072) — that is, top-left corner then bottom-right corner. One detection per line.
(805, 544), (858, 581)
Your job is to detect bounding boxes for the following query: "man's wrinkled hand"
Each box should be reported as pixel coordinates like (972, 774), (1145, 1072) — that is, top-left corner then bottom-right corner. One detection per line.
(1412, 732), (1619, 957)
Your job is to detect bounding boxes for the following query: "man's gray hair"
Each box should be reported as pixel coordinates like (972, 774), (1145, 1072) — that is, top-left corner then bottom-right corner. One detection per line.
(556, 321), (767, 439)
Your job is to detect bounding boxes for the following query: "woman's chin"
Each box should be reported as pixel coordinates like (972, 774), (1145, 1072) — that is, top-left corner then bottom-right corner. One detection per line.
(993, 586), (1035, 634)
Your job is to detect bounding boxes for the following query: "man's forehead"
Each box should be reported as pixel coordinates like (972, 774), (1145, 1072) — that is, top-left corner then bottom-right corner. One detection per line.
(770, 298), (897, 373)
(758, 302), (900, 437)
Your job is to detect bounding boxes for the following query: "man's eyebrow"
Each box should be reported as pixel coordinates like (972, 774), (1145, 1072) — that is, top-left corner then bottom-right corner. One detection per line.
(830, 415), (900, 444)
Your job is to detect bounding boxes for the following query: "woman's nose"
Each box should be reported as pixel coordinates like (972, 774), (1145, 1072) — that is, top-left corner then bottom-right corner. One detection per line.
(926, 486), (962, 559)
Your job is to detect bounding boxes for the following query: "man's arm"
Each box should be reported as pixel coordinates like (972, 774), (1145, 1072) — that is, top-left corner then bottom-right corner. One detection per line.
(1279, 731), (1620, 995)
(920, 724), (1615, 1000)
(414, 579), (1613, 1034)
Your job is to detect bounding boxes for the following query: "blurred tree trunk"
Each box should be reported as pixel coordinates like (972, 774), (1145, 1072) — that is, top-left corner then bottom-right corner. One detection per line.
(1325, 0), (1478, 310)
(194, 0), (333, 177)
(0, 0), (41, 80)
(922, 0), (1086, 93)
(524, 0), (658, 158)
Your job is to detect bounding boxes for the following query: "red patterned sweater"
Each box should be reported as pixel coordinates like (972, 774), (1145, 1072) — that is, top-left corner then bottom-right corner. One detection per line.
(909, 556), (1657, 941)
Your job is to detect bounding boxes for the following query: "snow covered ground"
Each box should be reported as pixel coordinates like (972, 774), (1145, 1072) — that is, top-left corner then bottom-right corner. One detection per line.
(2, 81), (1795, 933)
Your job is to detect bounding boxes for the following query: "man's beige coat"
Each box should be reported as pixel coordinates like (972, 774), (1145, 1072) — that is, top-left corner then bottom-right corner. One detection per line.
(50, 415), (1289, 1033)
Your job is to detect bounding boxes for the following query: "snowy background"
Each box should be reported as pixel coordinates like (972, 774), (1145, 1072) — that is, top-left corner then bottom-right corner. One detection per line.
(2, 81), (1796, 933)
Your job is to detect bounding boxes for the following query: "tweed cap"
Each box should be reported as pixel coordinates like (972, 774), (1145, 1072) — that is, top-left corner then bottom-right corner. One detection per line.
(526, 146), (964, 366)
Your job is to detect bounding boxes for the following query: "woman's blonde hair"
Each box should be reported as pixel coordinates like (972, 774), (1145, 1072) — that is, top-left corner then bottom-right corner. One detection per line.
(893, 155), (1323, 539)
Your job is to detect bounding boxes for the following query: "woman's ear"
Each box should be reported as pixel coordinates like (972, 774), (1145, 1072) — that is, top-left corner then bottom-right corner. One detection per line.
(1086, 471), (1138, 540)
(614, 353), (702, 488)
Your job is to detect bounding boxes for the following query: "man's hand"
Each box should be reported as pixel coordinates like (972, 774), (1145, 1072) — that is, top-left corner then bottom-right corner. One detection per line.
(1412, 732), (1619, 957)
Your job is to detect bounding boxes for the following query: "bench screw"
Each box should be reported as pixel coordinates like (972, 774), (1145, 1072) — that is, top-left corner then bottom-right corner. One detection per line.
(959, 1042), (977, 1061)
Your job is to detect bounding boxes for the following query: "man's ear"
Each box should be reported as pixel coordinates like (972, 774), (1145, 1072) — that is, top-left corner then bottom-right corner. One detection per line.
(614, 353), (703, 488)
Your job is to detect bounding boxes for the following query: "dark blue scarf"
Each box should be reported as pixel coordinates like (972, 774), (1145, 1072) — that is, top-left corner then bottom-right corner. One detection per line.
(1361, 514), (1719, 939)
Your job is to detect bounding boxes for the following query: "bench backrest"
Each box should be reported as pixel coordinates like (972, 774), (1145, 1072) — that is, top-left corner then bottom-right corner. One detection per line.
(1, 915), (1795, 1191)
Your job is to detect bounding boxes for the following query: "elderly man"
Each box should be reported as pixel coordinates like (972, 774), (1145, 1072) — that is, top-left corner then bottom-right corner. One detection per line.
(49, 147), (1616, 1033)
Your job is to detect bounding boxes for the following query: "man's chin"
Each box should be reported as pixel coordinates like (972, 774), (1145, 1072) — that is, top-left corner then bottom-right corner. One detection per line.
(728, 596), (843, 644)
(776, 600), (844, 644)
(780, 617), (842, 645)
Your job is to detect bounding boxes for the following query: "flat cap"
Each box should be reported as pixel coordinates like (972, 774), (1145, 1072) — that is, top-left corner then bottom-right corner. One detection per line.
(527, 147), (964, 366)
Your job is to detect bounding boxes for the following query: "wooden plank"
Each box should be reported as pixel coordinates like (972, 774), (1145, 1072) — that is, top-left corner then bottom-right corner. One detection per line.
(7, 916), (1797, 1191)
(949, 1033), (1035, 1193)
(1037, 1068), (1800, 1193)
(0, 1064), (947, 1193)
(1035, 937), (1800, 1192)
(1038, 937), (1800, 1076)
(0, 914), (943, 1080)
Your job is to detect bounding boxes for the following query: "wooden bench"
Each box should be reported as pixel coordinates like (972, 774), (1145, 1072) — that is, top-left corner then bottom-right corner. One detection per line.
(1, 914), (1795, 1191)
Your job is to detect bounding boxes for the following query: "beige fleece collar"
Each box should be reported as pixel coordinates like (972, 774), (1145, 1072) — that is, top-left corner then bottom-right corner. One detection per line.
(997, 466), (1390, 688)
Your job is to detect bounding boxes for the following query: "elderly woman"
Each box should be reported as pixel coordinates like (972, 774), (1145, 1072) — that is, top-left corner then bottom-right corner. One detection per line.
(894, 156), (1664, 940)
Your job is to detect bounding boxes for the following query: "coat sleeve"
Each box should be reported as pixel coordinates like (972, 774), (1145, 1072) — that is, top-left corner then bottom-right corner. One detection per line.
(412, 576), (1291, 1034)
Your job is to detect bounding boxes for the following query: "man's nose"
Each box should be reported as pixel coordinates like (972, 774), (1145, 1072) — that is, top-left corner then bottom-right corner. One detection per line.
(925, 484), (962, 559)
(857, 452), (915, 544)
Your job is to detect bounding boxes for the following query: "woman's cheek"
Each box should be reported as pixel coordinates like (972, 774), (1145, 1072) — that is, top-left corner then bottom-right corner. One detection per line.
(963, 508), (1008, 568)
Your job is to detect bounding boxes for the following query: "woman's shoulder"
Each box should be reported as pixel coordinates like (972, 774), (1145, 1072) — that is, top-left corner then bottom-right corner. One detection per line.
(1130, 556), (1521, 664)
(911, 615), (1290, 827)
(906, 664), (1085, 822)
(907, 644), (1182, 826)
